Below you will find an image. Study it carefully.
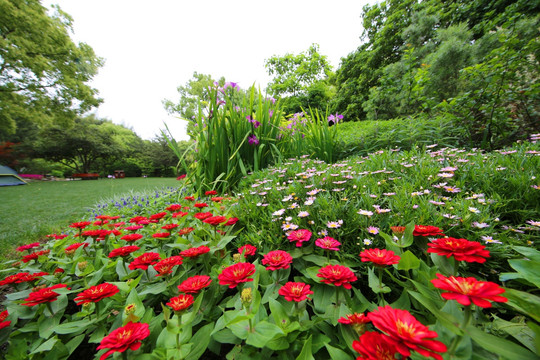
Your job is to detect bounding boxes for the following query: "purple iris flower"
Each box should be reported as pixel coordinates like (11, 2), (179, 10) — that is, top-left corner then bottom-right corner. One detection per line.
(248, 134), (259, 146)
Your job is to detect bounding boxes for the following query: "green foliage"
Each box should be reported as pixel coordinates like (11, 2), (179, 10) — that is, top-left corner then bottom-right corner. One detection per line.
(0, 0), (103, 139)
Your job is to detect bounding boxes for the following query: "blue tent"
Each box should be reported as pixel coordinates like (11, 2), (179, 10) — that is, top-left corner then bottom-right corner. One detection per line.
(0, 165), (27, 186)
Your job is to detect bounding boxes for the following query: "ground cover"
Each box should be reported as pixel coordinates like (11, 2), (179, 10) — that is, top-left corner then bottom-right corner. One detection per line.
(0, 178), (180, 256)
(0, 141), (538, 359)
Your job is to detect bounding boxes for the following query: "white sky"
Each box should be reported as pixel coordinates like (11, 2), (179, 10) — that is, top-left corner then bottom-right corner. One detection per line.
(44, 0), (369, 140)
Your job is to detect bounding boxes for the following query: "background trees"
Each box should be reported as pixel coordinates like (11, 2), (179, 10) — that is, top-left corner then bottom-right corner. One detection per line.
(0, 0), (103, 140)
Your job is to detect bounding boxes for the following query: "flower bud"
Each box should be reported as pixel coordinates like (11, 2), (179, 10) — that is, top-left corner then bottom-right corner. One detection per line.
(232, 253), (242, 263)
(241, 288), (252, 307)
(77, 261), (88, 271)
(124, 303), (137, 315)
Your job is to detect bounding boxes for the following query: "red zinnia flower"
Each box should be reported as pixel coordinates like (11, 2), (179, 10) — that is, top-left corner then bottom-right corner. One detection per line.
(287, 229), (312, 247)
(427, 237), (490, 263)
(360, 248), (401, 267)
(129, 216), (148, 224)
(180, 245), (210, 258)
(0, 310), (11, 330)
(81, 229), (111, 239)
(153, 256), (183, 276)
(172, 211), (189, 218)
(150, 212), (167, 221)
(431, 273), (508, 308)
(121, 233), (143, 242)
(22, 284), (68, 306)
(315, 236), (341, 251)
(317, 264), (357, 289)
(0, 272), (48, 286)
(262, 250), (293, 271)
(166, 204), (182, 211)
(203, 216), (228, 226)
(218, 262), (256, 288)
(16, 242), (40, 252)
(390, 226), (406, 236)
(367, 305), (447, 360)
(211, 197), (224, 203)
(194, 202), (209, 209)
(152, 232), (171, 239)
(224, 217), (239, 226)
(74, 283), (120, 305)
(108, 246), (140, 258)
(338, 312), (370, 325)
(124, 225), (143, 232)
(238, 244), (257, 258)
(413, 225), (445, 237)
(128, 252), (161, 270)
(194, 212), (213, 220)
(22, 250), (50, 263)
(178, 275), (212, 294)
(278, 282), (313, 302)
(161, 223), (179, 231)
(352, 331), (399, 360)
(205, 190), (218, 196)
(65, 242), (88, 254)
(97, 321), (150, 360)
(166, 294), (194, 312)
(69, 221), (92, 230)
(184, 196), (195, 201)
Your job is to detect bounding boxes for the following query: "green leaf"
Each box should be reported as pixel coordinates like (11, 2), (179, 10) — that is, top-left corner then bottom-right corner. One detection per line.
(492, 315), (536, 353)
(506, 259), (540, 288)
(30, 336), (58, 354)
(397, 250), (420, 270)
(246, 321), (284, 348)
(512, 246), (540, 262)
(324, 344), (352, 360)
(65, 334), (85, 356)
(504, 288), (540, 323)
(296, 335), (314, 360)
(138, 281), (168, 296)
(54, 319), (97, 335)
(407, 290), (462, 335)
(466, 325), (537, 360)
(38, 312), (62, 339)
(186, 323), (214, 360)
(269, 298), (291, 331)
(367, 267), (391, 294)
(430, 253), (455, 276)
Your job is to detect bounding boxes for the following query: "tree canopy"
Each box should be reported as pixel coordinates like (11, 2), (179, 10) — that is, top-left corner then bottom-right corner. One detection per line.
(0, 0), (103, 140)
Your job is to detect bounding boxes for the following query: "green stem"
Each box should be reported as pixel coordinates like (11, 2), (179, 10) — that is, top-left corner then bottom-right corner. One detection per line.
(335, 287), (340, 306)
(448, 306), (472, 356)
(377, 267), (386, 306)
(176, 314), (182, 350)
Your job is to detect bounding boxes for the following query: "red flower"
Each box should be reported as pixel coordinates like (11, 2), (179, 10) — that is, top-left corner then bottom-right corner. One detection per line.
(162, 223), (179, 231)
(287, 229), (312, 247)
(129, 252), (161, 270)
(338, 313), (370, 325)
(166, 294), (194, 312)
(211, 197), (224, 203)
(427, 237), (490, 263)
(203, 216), (228, 226)
(151, 232), (171, 239)
(431, 273), (508, 308)
(22, 284), (68, 306)
(360, 248), (401, 267)
(317, 264), (357, 289)
(124, 225), (143, 231)
(205, 190), (218, 196)
(184, 196), (195, 201)
(129, 216), (148, 224)
(194, 212), (213, 220)
(109, 246), (140, 258)
(74, 283), (120, 305)
(178, 275), (212, 294)
(22, 250), (50, 263)
(315, 236), (341, 251)
(0, 272), (48, 286)
(390, 226), (406, 236)
(413, 225), (445, 237)
(166, 204), (182, 211)
(194, 202), (209, 209)
(16, 242), (40, 252)
(367, 305), (447, 360)
(121, 233), (143, 242)
(238, 244), (257, 258)
(180, 245), (210, 258)
(262, 250), (293, 271)
(352, 331), (399, 360)
(224, 217), (239, 226)
(81, 229), (111, 239)
(177, 174), (186, 180)
(65, 242), (88, 254)
(0, 310), (11, 330)
(172, 211), (189, 218)
(153, 256), (183, 276)
(278, 282), (313, 302)
(69, 221), (92, 230)
(54, 268), (65, 274)
(97, 322), (150, 360)
(150, 212), (167, 221)
(218, 262), (256, 288)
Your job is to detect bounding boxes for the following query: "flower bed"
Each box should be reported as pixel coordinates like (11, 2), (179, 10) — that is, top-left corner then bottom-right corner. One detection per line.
(0, 142), (538, 359)
(19, 174), (44, 180)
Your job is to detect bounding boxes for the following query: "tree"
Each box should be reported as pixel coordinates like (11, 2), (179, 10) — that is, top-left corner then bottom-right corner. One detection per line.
(163, 72), (225, 120)
(33, 116), (130, 174)
(265, 44), (333, 98)
(0, 0), (103, 139)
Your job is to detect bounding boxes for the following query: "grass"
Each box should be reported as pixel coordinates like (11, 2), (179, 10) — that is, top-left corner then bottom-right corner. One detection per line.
(0, 178), (181, 255)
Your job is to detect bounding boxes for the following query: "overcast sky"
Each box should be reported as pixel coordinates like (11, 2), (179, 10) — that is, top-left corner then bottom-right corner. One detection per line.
(43, 0), (369, 140)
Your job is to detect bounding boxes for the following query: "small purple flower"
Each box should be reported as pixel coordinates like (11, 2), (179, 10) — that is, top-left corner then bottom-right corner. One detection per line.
(269, 109), (274, 117)
(248, 134), (259, 146)
(224, 82), (239, 90)
(328, 113), (343, 124)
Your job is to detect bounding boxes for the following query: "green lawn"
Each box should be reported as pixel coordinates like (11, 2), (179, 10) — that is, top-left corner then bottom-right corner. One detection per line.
(0, 178), (180, 256)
